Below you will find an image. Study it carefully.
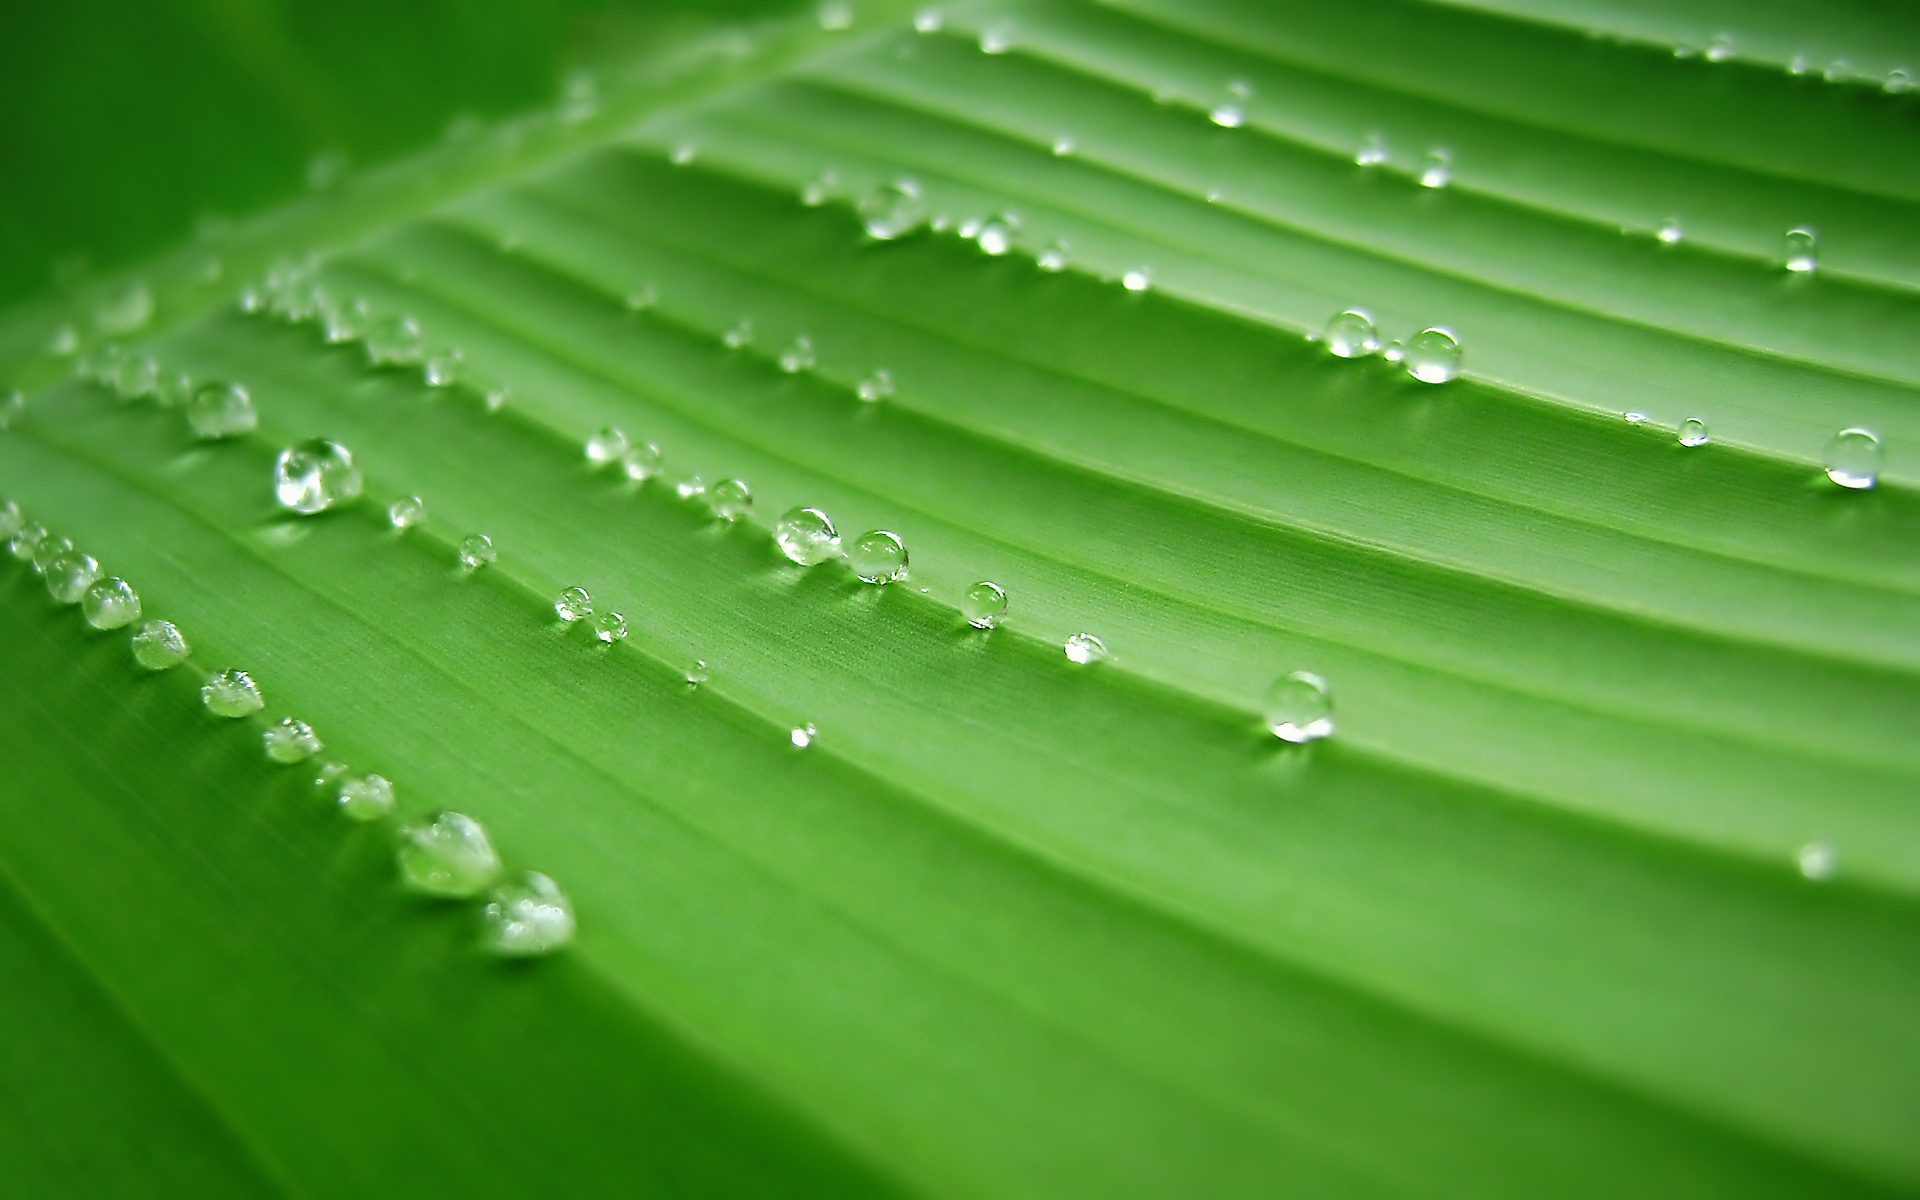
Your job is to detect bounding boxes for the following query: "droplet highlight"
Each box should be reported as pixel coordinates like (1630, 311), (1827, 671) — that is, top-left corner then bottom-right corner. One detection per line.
(1824, 428), (1882, 489)
(1419, 148), (1452, 188)
(81, 577), (141, 629)
(859, 178), (927, 240)
(483, 871), (576, 956)
(621, 443), (663, 482)
(554, 586), (593, 623)
(1323, 309), (1380, 358)
(1064, 632), (1109, 665)
(592, 612), (628, 644)
(1797, 842), (1836, 881)
(273, 439), (363, 514)
(791, 723), (817, 749)
(338, 774), (395, 822)
(457, 533), (497, 571)
(857, 368), (895, 401)
(585, 427), (629, 466)
(1264, 670), (1334, 743)
(708, 478), (752, 521)
(202, 669), (265, 718)
(962, 581), (1007, 629)
(388, 495), (426, 528)
(1784, 227), (1817, 273)
(1679, 417), (1710, 447)
(365, 314), (425, 366)
(46, 550), (101, 604)
(1403, 327), (1460, 383)
(779, 335), (816, 372)
(185, 382), (258, 439)
(775, 507), (843, 565)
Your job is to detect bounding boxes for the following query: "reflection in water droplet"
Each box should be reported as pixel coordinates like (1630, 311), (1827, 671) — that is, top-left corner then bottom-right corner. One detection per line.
(1264, 670), (1334, 742)
(849, 530), (909, 583)
(593, 612), (628, 643)
(1122, 268), (1151, 292)
(1403, 327), (1460, 383)
(622, 443), (663, 481)
(1624, 412), (1647, 424)
(365, 314), (425, 365)
(963, 581), (1007, 629)
(857, 369), (894, 401)
(1065, 633), (1109, 664)
(1419, 148), (1452, 188)
(791, 723), (817, 748)
(202, 669), (265, 718)
(186, 382), (258, 439)
(1323, 309), (1380, 358)
(483, 872), (576, 956)
(321, 295), (371, 343)
(1678, 417), (1710, 447)
(1887, 67), (1915, 94)
(1355, 133), (1387, 167)
(585, 427), (629, 466)
(132, 619), (190, 670)
(775, 507), (843, 565)
(398, 811), (502, 897)
(274, 439), (363, 514)
(779, 335), (816, 372)
(264, 718), (323, 764)
(46, 551), (101, 604)
(1784, 227), (1817, 273)
(485, 387), (510, 412)
(81, 577), (141, 629)
(113, 354), (160, 400)
(709, 478), (752, 521)
(388, 495), (426, 528)
(338, 774), (395, 821)
(1656, 217), (1684, 245)
(554, 586), (593, 623)
(858, 179), (927, 240)
(457, 533), (497, 570)
(1797, 842), (1835, 881)
(1823, 61), (1850, 83)
(1824, 427), (1882, 489)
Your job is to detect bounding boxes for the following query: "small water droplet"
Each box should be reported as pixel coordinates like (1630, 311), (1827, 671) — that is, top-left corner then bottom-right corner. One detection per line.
(857, 368), (895, 401)
(849, 530), (909, 583)
(1209, 102), (1245, 128)
(554, 586), (593, 623)
(1784, 227), (1817, 273)
(131, 619), (190, 670)
(791, 723), (817, 748)
(1624, 411), (1648, 424)
(46, 550), (101, 604)
(263, 717), (323, 764)
(319, 295), (370, 344)
(398, 811), (501, 897)
(1419, 148), (1452, 189)
(113, 354), (160, 401)
(592, 611), (628, 643)
(1037, 239), (1070, 272)
(9, 522), (46, 562)
(95, 283), (154, 335)
(1403, 327), (1460, 383)
(1656, 217), (1684, 245)
(1323, 309), (1380, 358)
(457, 533), (497, 570)
(388, 495), (426, 528)
(32, 534), (72, 574)
(202, 669), (265, 718)
(818, 0), (853, 30)
(1064, 632), (1109, 665)
(1052, 135), (1075, 156)
(859, 178), (927, 240)
(977, 217), (1015, 255)
(914, 7), (941, 33)
(675, 476), (707, 501)
(624, 285), (658, 313)
(585, 427), (630, 466)
(338, 773), (395, 821)
(1824, 427), (1882, 489)
(1886, 67), (1915, 94)
(622, 443), (664, 481)
(483, 871), (576, 956)
(185, 381), (258, 439)
(979, 25), (1012, 53)
(81, 577), (141, 629)
(1678, 417), (1710, 447)
(1705, 32), (1735, 62)
(959, 216), (984, 241)
(723, 319), (755, 349)
(365, 314), (425, 365)
(801, 170), (840, 206)
(1823, 60), (1851, 83)
(686, 660), (709, 686)
(1789, 53), (1811, 75)
(1355, 133), (1387, 167)
(1797, 841), (1835, 881)
(1264, 670), (1334, 742)
(0, 390), (23, 430)
(775, 507), (843, 565)
(274, 439), (363, 514)
(962, 581), (1007, 629)
(779, 335), (816, 372)
(424, 349), (464, 387)
(708, 478), (752, 520)
(1122, 268), (1152, 292)
(0, 500), (21, 539)
(485, 387), (510, 412)
(47, 325), (79, 357)
(670, 143), (697, 166)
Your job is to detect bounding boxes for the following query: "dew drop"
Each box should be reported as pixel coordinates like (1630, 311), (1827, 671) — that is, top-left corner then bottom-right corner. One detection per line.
(1674, 417), (1711, 448)
(1824, 427), (1882, 489)
(398, 811), (502, 897)
(485, 387), (510, 412)
(1355, 132), (1387, 167)
(1797, 841), (1836, 881)
(321, 295), (371, 343)
(708, 477), (752, 520)
(1419, 148), (1452, 189)
(857, 368), (895, 401)
(338, 773), (396, 821)
(1064, 632), (1109, 665)
(1705, 32), (1736, 62)
(1784, 227), (1817, 273)
(273, 438), (363, 514)
(32, 534), (72, 574)
(0, 390), (24, 430)
(779, 335), (816, 372)
(1209, 102), (1244, 128)
(976, 217), (1015, 256)
(457, 533), (497, 570)
(1264, 670), (1334, 742)
(585, 426), (630, 466)
(858, 178), (927, 240)
(1887, 67), (1915, 94)
(424, 349), (464, 387)
(592, 611), (628, 643)
(817, 0), (853, 29)
(95, 283), (154, 335)
(723, 319), (755, 349)
(621, 442), (664, 481)
(131, 619), (190, 670)
(47, 325), (79, 357)
(202, 669), (265, 718)
(1624, 411), (1648, 424)
(775, 507), (843, 565)
(979, 25), (1011, 53)
(686, 660), (709, 686)
(1323, 309), (1380, 358)
(1037, 239), (1070, 272)
(791, 723), (817, 748)
(624, 285), (658, 313)
(0, 500), (20, 539)
(81, 577), (141, 629)
(675, 476), (707, 501)
(388, 495), (426, 528)
(1403, 327), (1460, 383)
(914, 7), (941, 33)
(1823, 60), (1851, 83)
(364, 314), (425, 366)
(849, 530), (909, 583)
(113, 354), (160, 401)
(1789, 53), (1811, 75)
(1122, 267), (1152, 292)
(801, 170), (840, 206)
(1656, 217), (1684, 245)
(554, 586), (593, 623)
(1052, 135), (1075, 156)
(263, 717), (323, 764)
(185, 381), (258, 439)
(483, 871), (576, 956)
(962, 580), (1007, 629)
(46, 550), (101, 604)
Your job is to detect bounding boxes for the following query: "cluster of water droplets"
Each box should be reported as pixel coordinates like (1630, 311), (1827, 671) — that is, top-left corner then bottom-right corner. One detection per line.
(1317, 308), (1461, 384)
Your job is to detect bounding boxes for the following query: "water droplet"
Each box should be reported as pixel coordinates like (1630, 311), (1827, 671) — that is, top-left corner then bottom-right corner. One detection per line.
(0, 390), (24, 431)
(1355, 132), (1387, 167)
(962, 581), (1007, 629)
(1789, 53), (1811, 75)
(857, 368), (894, 401)
(1209, 102), (1244, 128)
(621, 443), (663, 481)
(675, 476), (707, 501)
(483, 871), (576, 956)
(1064, 632), (1109, 664)
(0, 501), (20, 539)
(686, 660), (709, 686)
(554, 586), (593, 623)
(484, 387), (510, 412)
(131, 619), (190, 670)
(1678, 417), (1710, 447)
(113, 354), (160, 401)
(859, 178), (927, 240)
(388, 495), (426, 528)
(95, 283), (154, 335)
(9, 522), (45, 562)
(1824, 427), (1882, 489)
(1823, 60), (1851, 83)
(723, 319), (754, 349)
(775, 507), (843, 565)
(201, 669), (265, 718)
(585, 427), (630, 466)
(670, 143), (697, 166)
(779, 335), (816, 372)
(1784, 227), (1817, 273)
(592, 611), (628, 644)
(327, 773), (390, 821)
(1403, 327), (1460, 383)
(1264, 670), (1334, 742)
(46, 550), (101, 604)
(263, 717), (323, 764)
(979, 25), (1012, 53)
(398, 811), (501, 897)
(1122, 268), (1152, 292)
(457, 533), (497, 570)
(1624, 411), (1647, 424)
(914, 8), (941, 33)
(801, 170), (841, 206)
(47, 325), (80, 357)
(818, 0), (853, 30)
(81, 577), (141, 629)
(321, 295), (371, 343)
(849, 530), (909, 583)
(273, 439), (363, 514)
(1052, 135), (1075, 156)
(32, 534), (72, 574)
(424, 349), (463, 387)
(624, 285), (658, 312)
(1886, 67), (1915, 94)
(185, 381), (258, 439)
(1797, 841), (1835, 881)
(1656, 217), (1684, 245)
(1323, 309), (1380, 358)
(1705, 32), (1735, 62)
(708, 478), (752, 520)
(791, 723), (817, 748)
(1419, 148), (1452, 189)
(365, 314), (425, 365)
(1037, 239), (1070, 272)
(977, 217), (1015, 255)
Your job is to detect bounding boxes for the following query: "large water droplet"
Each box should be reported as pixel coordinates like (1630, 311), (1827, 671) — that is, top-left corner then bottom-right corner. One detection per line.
(791, 723), (817, 748)
(81, 577), (141, 629)
(858, 179), (927, 240)
(365, 314), (425, 365)
(398, 811), (501, 897)
(857, 369), (894, 401)
(1355, 133), (1387, 167)
(1403, 327), (1460, 383)
(1656, 217), (1684, 245)
(1678, 417), (1710, 447)
(131, 619), (190, 670)
(32, 534), (72, 574)
(585, 427), (629, 466)
(1064, 632), (1108, 664)
(977, 216), (1016, 256)
(779, 335), (816, 372)
(46, 550), (101, 604)
(483, 871), (576, 956)
(1784, 227), (1817, 273)
(338, 774), (395, 821)
(775, 507), (843, 565)
(1209, 101), (1245, 128)
(95, 283), (154, 335)
(554, 586), (593, 623)
(388, 495), (426, 528)
(6, 522), (41, 561)
(274, 439), (362, 514)
(963, 581), (1007, 629)
(708, 478), (752, 521)
(1122, 268), (1152, 292)
(849, 530), (908, 583)
(1419, 148), (1452, 188)
(621, 442), (663, 481)
(1797, 841), (1836, 881)
(1824, 427), (1882, 489)
(264, 718), (323, 764)
(202, 669), (265, 718)
(1264, 670), (1334, 742)
(457, 533), (496, 570)
(1323, 309), (1380, 358)
(592, 611), (628, 643)
(186, 382), (258, 439)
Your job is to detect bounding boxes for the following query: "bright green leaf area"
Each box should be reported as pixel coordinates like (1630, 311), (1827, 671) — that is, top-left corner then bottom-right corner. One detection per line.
(0, 0), (1916, 1196)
